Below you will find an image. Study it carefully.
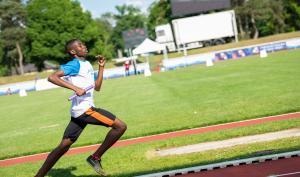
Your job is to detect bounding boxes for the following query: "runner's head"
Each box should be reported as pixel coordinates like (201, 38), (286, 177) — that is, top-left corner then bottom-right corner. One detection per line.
(65, 39), (88, 58)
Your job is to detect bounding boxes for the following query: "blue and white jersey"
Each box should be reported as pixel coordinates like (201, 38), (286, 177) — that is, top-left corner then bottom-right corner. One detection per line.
(60, 58), (95, 118)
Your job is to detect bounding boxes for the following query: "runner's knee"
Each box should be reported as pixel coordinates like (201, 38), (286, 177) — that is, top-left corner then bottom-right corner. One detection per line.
(120, 122), (127, 132)
(58, 139), (73, 150)
(113, 119), (127, 132)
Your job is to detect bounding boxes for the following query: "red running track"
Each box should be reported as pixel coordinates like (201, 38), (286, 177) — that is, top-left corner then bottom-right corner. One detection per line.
(1, 112), (300, 167)
(180, 156), (300, 177)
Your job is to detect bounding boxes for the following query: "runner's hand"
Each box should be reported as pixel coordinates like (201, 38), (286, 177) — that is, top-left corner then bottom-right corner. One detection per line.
(75, 87), (86, 96)
(96, 55), (106, 67)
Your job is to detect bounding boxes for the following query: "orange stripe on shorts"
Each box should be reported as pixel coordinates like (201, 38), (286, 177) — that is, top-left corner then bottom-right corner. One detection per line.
(85, 108), (114, 126)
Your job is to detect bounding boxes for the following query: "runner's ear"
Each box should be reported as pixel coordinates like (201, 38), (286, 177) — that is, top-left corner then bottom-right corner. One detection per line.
(70, 50), (76, 55)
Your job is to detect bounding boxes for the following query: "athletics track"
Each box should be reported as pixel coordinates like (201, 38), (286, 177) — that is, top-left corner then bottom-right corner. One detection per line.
(137, 151), (300, 177)
(180, 156), (300, 177)
(1, 112), (300, 168)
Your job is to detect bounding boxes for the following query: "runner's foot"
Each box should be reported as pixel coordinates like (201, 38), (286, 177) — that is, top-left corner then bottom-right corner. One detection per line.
(86, 155), (107, 176)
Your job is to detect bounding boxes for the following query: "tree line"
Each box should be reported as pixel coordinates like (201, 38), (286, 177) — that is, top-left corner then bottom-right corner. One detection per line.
(0, 0), (299, 76)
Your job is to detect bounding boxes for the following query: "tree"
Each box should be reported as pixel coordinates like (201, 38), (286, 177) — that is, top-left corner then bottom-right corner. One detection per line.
(283, 0), (300, 32)
(0, 0), (26, 75)
(110, 4), (147, 55)
(258, 0), (285, 36)
(26, 0), (108, 70)
(91, 18), (115, 59)
(232, 0), (286, 39)
(0, 40), (9, 76)
(231, 0), (248, 38)
(147, 0), (172, 40)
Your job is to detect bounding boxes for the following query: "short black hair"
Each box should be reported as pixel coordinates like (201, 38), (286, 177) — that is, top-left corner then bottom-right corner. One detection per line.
(65, 39), (80, 54)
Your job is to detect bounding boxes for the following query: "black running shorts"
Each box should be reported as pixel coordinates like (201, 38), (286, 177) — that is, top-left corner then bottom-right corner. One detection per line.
(63, 107), (116, 142)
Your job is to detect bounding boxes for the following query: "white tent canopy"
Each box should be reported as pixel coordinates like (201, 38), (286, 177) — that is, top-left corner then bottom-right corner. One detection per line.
(133, 38), (166, 55)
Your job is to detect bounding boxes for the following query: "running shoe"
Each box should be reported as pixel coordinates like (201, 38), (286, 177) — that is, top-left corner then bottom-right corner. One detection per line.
(86, 155), (107, 176)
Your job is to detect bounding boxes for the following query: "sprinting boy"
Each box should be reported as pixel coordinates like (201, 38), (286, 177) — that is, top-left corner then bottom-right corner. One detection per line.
(35, 39), (127, 176)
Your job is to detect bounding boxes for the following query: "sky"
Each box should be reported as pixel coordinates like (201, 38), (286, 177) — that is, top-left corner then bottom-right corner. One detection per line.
(77, 0), (157, 18)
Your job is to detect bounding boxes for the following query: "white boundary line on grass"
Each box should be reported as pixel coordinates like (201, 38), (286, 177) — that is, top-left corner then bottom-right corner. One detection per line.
(136, 151), (300, 177)
(1, 111), (300, 163)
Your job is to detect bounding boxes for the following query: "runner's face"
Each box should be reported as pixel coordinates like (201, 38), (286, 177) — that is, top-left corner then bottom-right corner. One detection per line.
(73, 41), (88, 57)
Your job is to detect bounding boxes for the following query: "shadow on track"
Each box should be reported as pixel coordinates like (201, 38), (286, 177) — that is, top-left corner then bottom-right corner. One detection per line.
(48, 166), (99, 177)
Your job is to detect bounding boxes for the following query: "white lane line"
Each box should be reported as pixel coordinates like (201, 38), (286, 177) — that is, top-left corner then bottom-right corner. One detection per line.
(269, 171), (300, 177)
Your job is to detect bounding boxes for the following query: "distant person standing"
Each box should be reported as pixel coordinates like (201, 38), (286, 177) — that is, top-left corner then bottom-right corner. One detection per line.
(124, 60), (130, 76)
(6, 88), (12, 95)
(35, 39), (127, 177)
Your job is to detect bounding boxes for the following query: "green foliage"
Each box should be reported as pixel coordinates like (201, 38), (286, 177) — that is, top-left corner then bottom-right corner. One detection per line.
(0, 41), (9, 76)
(0, 41), (3, 63)
(251, 0), (285, 36)
(147, 0), (172, 39)
(0, 65), (9, 76)
(91, 18), (115, 59)
(111, 4), (147, 53)
(0, 0), (26, 75)
(26, 0), (110, 69)
(232, 0), (300, 39)
(283, 0), (300, 31)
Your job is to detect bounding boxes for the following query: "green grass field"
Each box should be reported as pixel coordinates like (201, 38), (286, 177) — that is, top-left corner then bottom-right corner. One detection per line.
(0, 48), (300, 176)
